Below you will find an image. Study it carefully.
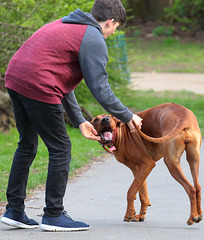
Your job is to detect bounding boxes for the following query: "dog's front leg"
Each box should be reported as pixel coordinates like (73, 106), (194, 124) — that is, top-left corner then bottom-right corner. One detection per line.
(124, 160), (155, 222)
(137, 180), (151, 221)
(124, 177), (138, 222)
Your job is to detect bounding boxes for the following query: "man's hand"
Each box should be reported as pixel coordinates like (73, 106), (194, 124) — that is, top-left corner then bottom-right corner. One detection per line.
(79, 121), (101, 141)
(127, 114), (143, 133)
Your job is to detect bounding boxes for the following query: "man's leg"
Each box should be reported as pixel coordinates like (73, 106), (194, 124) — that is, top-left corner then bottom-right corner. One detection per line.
(6, 89), (38, 212)
(17, 94), (71, 217)
(1, 89), (39, 228)
(17, 93), (90, 231)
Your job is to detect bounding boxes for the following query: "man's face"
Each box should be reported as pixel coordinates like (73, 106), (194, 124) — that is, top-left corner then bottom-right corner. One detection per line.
(103, 20), (120, 39)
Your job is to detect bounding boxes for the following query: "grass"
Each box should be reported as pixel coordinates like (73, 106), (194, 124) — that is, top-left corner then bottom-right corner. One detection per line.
(127, 37), (204, 73)
(0, 125), (103, 203)
(1, 89), (203, 203)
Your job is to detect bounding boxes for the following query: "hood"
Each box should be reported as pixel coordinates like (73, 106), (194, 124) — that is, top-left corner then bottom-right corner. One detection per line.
(62, 9), (102, 33)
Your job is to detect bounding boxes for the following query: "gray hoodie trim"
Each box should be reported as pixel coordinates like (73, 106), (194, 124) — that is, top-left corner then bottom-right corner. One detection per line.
(62, 9), (102, 33)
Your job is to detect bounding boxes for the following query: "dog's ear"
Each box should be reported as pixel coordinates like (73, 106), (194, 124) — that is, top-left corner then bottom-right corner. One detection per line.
(90, 117), (95, 125)
(111, 115), (121, 124)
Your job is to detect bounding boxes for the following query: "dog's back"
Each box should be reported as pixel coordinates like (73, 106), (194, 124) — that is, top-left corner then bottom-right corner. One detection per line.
(136, 103), (201, 145)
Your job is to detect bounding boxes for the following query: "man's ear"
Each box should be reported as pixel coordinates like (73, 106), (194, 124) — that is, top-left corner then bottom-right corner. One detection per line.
(107, 19), (114, 28)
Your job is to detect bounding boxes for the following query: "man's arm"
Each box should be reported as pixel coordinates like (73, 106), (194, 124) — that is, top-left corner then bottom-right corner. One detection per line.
(61, 90), (86, 128)
(78, 26), (133, 124)
(62, 91), (100, 140)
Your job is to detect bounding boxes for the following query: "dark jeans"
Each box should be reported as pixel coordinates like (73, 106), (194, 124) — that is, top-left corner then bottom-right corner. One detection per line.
(6, 89), (71, 217)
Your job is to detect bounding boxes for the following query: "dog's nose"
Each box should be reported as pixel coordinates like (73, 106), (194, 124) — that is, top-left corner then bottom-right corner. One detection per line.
(102, 116), (110, 123)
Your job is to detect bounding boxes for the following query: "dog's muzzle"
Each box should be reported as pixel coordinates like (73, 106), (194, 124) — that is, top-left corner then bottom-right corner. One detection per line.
(99, 116), (113, 144)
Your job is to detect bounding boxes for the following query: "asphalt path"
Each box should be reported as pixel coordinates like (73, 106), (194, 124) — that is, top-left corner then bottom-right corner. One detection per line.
(1, 72), (204, 239)
(130, 72), (204, 94)
(0, 142), (204, 239)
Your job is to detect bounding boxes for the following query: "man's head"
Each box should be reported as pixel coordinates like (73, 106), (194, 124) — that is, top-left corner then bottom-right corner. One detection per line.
(91, 0), (126, 38)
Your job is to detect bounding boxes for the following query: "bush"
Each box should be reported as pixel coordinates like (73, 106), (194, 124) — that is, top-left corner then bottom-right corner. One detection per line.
(165, 0), (204, 29)
(152, 25), (175, 37)
(1, 0), (130, 105)
(0, 0), (95, 79)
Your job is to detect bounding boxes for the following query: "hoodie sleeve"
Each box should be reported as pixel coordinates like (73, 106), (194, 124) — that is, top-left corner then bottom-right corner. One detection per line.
(62, 90), (86, 128)
(78, 25), (133, 123)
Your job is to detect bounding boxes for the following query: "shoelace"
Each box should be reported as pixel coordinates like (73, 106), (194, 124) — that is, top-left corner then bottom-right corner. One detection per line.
(62, 210), (73, 220)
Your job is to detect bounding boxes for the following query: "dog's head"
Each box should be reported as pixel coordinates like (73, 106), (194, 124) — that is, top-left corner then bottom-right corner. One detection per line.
(91, 114), (120, 145)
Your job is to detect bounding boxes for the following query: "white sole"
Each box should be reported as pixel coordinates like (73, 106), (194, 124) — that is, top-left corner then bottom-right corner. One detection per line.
(1, 217), (39, 229)
(40, 223), (90, 232)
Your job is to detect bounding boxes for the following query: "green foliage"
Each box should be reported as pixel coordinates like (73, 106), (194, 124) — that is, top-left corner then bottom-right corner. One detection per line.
(0, 0), (130, 104)
(0, 0), (94, 27)
(152, 25), (175, 37)
(134, 29), (141, 38)
(165, 0), (204, 29)
(0, 0), (95, 78)
(74, 80), (96, 104)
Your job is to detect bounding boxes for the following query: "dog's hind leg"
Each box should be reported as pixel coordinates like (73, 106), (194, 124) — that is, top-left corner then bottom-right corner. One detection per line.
(124, 158), (155, 222)
(163, 137), (200, 225)
(185, 135), (202, 223)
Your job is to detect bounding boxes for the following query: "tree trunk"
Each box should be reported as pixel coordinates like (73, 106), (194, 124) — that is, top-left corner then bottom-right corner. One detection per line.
(127, 0), (173, 22)
(0, 90), (15, 132)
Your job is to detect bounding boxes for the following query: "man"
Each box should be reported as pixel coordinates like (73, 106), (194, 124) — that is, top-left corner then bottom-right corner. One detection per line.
(1, 0), (142, 232)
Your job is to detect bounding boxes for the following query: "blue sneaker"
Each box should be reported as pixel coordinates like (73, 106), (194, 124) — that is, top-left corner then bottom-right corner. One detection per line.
(40, 211), (90, 231)
(1, 208), (39, 229)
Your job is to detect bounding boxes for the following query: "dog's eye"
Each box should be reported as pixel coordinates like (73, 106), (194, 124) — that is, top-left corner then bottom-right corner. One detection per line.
(94, 118), (99, 123)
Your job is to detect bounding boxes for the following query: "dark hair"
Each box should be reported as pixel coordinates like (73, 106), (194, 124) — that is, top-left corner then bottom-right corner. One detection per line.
(91, 0), (127, 27)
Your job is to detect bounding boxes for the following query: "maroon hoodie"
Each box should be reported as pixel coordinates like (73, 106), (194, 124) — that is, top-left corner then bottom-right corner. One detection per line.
(5, 9), (133, 124)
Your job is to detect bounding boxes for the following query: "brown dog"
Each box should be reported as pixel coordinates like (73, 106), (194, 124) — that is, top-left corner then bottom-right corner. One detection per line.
(91, 103), (202, 225)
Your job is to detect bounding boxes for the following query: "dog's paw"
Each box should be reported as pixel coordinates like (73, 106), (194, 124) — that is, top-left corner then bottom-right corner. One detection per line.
(124, 213), (145, 222)
(139, 216), (145, 221)
(195, 214), (203, 223)
(124, 212), (137, 222)
(187, 215), (202, 225)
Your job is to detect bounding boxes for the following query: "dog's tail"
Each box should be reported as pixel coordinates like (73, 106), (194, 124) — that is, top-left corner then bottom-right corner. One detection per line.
(134, 121), (186, 143)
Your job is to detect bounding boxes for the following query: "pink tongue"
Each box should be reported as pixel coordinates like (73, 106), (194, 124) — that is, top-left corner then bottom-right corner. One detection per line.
(109, 146), (116, 152)
(103, 131), (113, 140)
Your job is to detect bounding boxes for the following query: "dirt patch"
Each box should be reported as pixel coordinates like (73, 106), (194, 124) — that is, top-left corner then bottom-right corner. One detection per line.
(126, 21), (204, 44)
